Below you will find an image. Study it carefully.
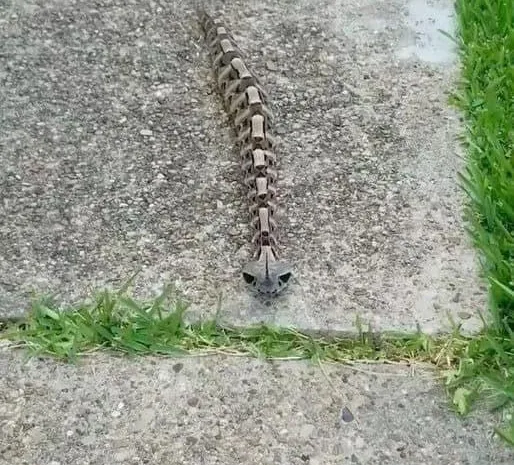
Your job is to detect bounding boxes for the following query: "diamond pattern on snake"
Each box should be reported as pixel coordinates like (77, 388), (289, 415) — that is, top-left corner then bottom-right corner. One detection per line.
(198, 9), (293, 296)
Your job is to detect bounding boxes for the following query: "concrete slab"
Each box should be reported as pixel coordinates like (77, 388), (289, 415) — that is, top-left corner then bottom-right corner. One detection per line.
(1, 348), (512, 465)
(0, 0), (485, 332)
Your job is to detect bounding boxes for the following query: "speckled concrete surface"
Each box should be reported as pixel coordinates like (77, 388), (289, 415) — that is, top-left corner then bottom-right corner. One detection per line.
(0, 0), (485, 332)
(1, 348), (512, 465)
(0, 1), (506, 461)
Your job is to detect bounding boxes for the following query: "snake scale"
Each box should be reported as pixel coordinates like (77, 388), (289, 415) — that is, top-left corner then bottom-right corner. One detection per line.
(198, 9), (293, 296)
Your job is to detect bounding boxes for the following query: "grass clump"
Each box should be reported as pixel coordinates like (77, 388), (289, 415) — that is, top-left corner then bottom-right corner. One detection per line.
(445, 0), (514, 445)
(0, 286), (466, 364)
(0, 286), (511, 443)
(453, 0), (514, 328)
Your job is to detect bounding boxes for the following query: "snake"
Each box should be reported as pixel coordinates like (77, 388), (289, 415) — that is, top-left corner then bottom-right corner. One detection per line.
(197, 9), (293, 296)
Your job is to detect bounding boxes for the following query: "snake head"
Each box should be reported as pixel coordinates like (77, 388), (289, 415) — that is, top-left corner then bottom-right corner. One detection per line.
(242, 259), (293, 296)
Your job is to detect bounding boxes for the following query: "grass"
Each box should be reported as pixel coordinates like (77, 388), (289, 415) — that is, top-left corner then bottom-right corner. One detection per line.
(444, 0), (514, 446)
(0, 284), (512, 445)
(452, 0), (514, 330)
(0, 286), (465, 365)
(0, 285), (445, 361)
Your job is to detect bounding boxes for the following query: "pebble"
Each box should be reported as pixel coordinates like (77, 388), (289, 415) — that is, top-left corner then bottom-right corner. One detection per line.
(340, 406), (354, 423)
(140, 129), (153, 136)
(173, 362), (184, 373)
(187, 396), (199, 407)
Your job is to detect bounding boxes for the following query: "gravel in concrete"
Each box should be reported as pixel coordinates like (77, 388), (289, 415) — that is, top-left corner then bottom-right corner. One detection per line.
(0, 0), (485, 332)
(1, 348), (512, 465)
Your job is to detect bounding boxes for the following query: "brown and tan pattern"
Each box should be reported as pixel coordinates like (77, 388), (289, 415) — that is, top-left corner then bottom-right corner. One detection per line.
(198, 10), (293, 296)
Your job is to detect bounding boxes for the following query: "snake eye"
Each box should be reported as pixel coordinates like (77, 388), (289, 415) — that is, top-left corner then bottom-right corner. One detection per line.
(242, 272), (256, 285)
(278, 272), (292, 285)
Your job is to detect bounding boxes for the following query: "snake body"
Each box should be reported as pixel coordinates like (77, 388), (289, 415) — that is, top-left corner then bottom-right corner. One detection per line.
(198, 10), (292, 296)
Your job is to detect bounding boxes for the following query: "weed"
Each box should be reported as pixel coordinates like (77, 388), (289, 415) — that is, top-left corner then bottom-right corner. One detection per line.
(0, 285), (509, 445)
(446, 0), (514, 445)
